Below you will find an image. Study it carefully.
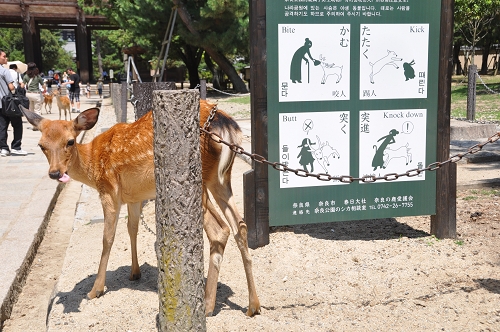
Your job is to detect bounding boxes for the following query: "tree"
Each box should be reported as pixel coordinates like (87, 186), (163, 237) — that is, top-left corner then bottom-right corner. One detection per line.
(173, 0), (249, 92)
(0, 28), (74, 72)
(454, 0), (500, 68)
(79, 0), (250, 92)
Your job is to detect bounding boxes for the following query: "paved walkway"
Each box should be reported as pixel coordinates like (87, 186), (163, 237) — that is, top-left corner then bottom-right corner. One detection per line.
(0, 92), (499, 323)
(0, 92), (105, 321)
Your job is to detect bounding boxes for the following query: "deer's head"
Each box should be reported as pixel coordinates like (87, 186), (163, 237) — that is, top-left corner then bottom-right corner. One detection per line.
(21, 106), (99, 182)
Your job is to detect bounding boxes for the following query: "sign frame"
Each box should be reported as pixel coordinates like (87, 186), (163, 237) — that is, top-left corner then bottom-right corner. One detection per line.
(245, 0), (456, 248)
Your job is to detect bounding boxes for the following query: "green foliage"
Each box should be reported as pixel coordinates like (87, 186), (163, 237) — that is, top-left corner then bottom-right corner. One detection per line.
(0, 28), (75, 72)
(79, 0), (250, 83)
(91, 30), (131, 79)
(454, 0), (500, 64)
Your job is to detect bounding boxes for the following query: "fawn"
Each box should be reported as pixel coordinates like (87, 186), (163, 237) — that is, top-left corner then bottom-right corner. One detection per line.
(21, 100), (261, 317)
(52, 90), (72, 120)
(43, 92), (53, 114)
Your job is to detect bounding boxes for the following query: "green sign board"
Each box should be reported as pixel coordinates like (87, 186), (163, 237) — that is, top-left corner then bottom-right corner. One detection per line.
(267, 1), (441, 226)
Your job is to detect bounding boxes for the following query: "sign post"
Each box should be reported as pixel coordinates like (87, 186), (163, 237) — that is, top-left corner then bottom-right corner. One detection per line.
(246, 0), (456, 242)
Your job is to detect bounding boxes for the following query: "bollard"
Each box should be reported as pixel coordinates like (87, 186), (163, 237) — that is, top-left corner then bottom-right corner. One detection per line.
(132, 82), (176, 120)
(466, 64), (477, 121)
(120, 82), (128, 123)
(152, 90), (206, 331)
(200, 79), (206, 100)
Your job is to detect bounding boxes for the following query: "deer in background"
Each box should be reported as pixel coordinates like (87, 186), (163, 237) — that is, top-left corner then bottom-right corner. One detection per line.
(20, 100), (260, 317)
(43, 91), (53, 114)
(52, 90), (72, 120)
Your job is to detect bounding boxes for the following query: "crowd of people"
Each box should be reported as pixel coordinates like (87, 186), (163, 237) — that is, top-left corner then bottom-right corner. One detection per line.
(0, 49), (107, 157)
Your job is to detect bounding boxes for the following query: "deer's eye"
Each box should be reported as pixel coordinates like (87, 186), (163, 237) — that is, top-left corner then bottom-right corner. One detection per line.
(67, 139), (75, 147)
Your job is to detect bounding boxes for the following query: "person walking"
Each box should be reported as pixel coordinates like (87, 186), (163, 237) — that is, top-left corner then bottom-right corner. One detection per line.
(85, 82), (91, 98)
(0, 49), (28, 156)
(97, 79), (103, 98)
(67, 67), (81, 113)
(23, 62), (45, 116)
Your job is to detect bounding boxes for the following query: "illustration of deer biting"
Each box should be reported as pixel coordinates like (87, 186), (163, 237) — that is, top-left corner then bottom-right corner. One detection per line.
(20, 100), (260, 317)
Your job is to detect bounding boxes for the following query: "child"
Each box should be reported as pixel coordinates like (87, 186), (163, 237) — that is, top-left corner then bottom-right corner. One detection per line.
(86, 82), (91, 98)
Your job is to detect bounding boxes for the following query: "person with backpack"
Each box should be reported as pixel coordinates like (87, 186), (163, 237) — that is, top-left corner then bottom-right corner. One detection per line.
(0, 49), (28, 156)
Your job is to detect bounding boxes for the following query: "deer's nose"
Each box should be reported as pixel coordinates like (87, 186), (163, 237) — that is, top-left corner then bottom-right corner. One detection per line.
(49, 171), (62, 180)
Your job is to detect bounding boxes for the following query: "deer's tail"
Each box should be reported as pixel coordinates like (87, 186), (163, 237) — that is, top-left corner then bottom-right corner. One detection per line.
(217, 119), (242, 185)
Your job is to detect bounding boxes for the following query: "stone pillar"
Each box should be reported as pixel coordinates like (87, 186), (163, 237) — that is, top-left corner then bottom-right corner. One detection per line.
(132, 82), (176, 120)
(153, 90), (206, 331)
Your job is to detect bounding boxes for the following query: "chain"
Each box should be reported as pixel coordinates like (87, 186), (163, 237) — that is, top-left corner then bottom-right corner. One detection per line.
(200, 127), (500, 183)
(141, 213), (156, 235)
(475, 72), (500, 95)
(202, 105), (218, 131)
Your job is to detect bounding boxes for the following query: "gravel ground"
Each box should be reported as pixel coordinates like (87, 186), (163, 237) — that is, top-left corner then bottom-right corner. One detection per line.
(2, 95), (500, 332)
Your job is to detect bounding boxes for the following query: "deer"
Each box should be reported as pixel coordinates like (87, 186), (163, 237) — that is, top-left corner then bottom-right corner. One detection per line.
(42, 91), (53, 114)
(20, 100), (261, 317)
(52, 89), (72, 120)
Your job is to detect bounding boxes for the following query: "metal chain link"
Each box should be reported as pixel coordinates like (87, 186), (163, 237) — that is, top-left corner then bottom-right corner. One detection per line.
(200, 126), (500, 183)
(475, 72), (500, 95)
(141, 213), (156, 235)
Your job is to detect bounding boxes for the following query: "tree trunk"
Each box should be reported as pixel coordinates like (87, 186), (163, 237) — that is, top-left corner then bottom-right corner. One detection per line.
(152, 90), (206, 332)
(203, 47), (248, 93)
(204, 53), (221, 90)
(453, 42), (462, 75)
(179, 44), (203, 89)
(481, 41), (491, 75)
(173, 0), (248, 93)
(95, 34), (103, 79)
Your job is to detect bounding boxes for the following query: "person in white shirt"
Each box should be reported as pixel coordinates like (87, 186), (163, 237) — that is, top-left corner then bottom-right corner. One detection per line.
(9, 64), (22, 89)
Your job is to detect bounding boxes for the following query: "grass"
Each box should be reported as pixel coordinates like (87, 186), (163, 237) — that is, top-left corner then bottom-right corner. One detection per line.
(228, 95), (250, 104)
(461, 188), (500, 202)
(451, 73), (500, 122)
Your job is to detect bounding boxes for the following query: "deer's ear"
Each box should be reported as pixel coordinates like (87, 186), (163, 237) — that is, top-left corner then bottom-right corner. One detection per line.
(21, 105), (44, 129)
(74, 108), (100, 131)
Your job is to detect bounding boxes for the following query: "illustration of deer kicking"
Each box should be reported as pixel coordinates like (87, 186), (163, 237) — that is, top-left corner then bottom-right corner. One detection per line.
(312, 135), (340, 173)
(20, 100), (260, 317)
(369, 50), (402, 84)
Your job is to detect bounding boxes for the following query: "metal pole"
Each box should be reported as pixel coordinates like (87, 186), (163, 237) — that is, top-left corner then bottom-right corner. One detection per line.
(159, 8), (178, 82)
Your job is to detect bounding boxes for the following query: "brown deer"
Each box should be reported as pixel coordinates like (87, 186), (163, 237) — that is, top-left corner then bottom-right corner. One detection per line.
(52, 90), (72, 120)
(42, 92), (53, 114)
(20, 100), (260, 317)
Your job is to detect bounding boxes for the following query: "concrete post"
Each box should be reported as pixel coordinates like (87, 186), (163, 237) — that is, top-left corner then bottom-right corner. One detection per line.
(467, 64), (477, 121)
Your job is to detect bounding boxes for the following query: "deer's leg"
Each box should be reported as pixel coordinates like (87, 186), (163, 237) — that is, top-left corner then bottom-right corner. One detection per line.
(126, 202), (142, 281)
(203, 189), (230, 317)
(210, 180), (261, 317)
(88, 193), (121, 299)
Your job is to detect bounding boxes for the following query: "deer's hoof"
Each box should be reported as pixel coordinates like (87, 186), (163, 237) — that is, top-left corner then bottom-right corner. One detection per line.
(129, 272), (142, 281)
(87, 289), (104, 300)
(246, 303), (261, 317)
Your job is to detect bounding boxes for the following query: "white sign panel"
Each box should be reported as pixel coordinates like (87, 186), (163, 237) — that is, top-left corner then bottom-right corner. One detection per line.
(279, 111), (350, 188)
(359, 24), (429, 100)
(278, 24), (351, 102)
(359, 109), (427, 182)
